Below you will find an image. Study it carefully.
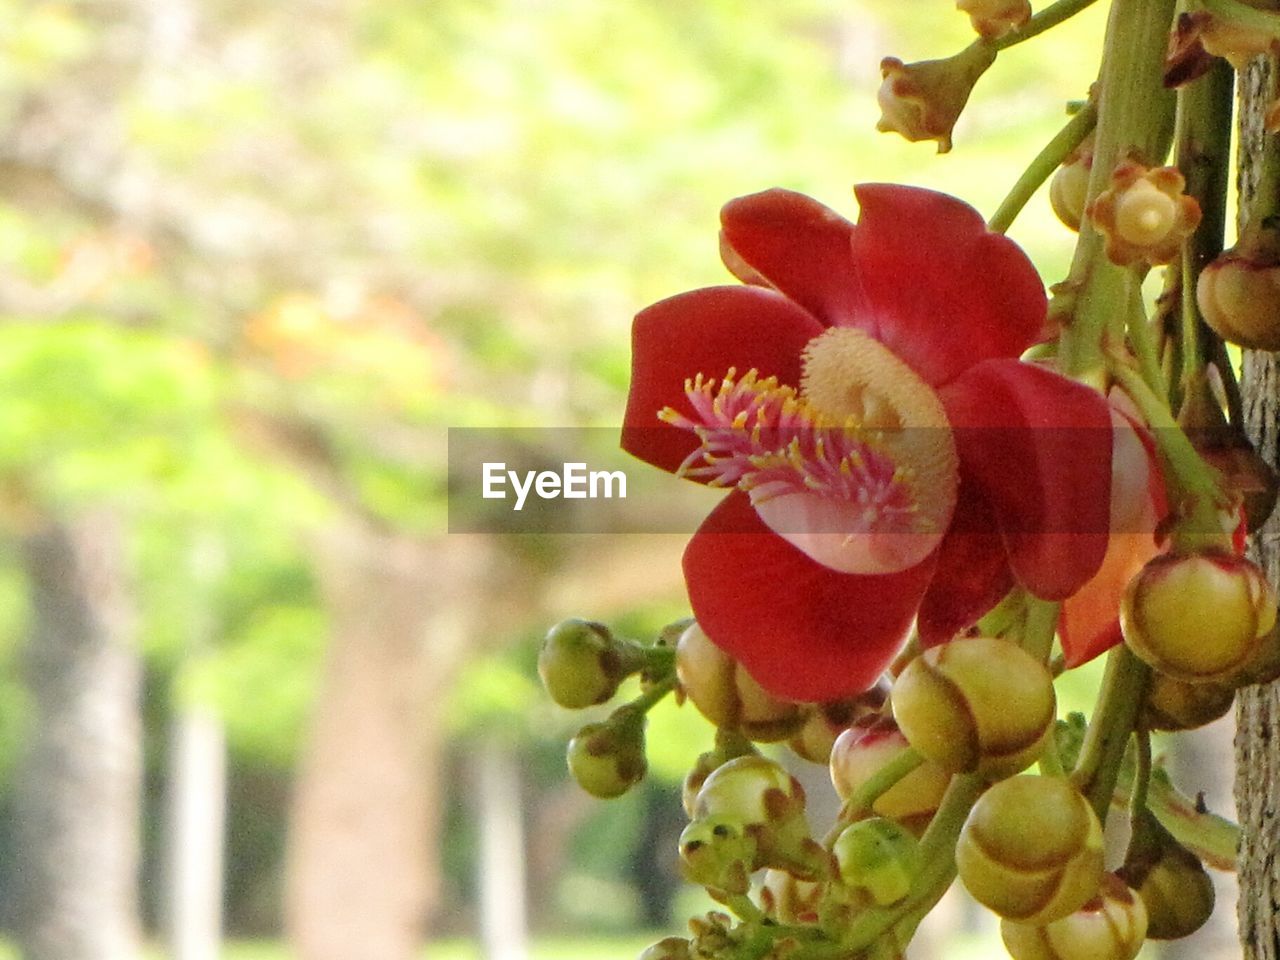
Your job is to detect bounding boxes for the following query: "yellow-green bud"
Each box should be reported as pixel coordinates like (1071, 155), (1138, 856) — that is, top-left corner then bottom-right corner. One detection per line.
(1142, 672), (1235, 732)
(678, 815), (758, 895)
(1001, 874), (1147, 960)
(1121, 552), (1277, 682)
(677, 623), (805, 741)
(1121, 842), (1215, 940)
(539, 619), (640, 709)
(566, 715), (646, 799)
(829, 721), (950, 828)
(760, 870), (825, 924)
(891, 636), (1055, 778)
(832, 817), (921, 906)
(638, 937), (692, 960)
(693, 755), (804, 825)
(1049, 149), (1092, 232)
(957, 775), (1104, 925)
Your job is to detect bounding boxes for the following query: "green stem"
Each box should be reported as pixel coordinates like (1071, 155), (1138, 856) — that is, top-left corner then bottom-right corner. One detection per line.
(1071, 645), (1149, 822)
(988, 102), (1098, 234)
(1057, 0), (1178, 386)
(992, 0), (1103, 49)
(1124, 268), (1168, 399)
(1022, 596), (1061, 663)
(1130, 727), (1152, 820)
(632, 673), (678, 714)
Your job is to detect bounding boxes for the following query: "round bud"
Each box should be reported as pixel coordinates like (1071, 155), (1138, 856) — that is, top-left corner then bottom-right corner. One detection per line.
(693, 755), (804, 825)
(1121, 843), (1215, 940)
(539, 619), (633, 709)
(1049, 153), (1091, 231)
(829, 721), (950, 828)
(1121, 552), (1278, 682)
(832, 817), (921, 906)
(677, 624), (805, 741)
(678, 815), (758, 895)
(956, 775), (1104, 925)
(1142, 672), (1235, 732)
(639, 938), (692, 960)
(1000, 874), (1147, 960)
(760, 870), (825, 923)
(891, 637), (1055, 777)
(1197, 251), (1280, 351)
(566, 717), (646, 799)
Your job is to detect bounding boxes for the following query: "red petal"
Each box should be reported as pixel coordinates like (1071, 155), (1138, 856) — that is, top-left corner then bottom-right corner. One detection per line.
(719, 189), (860, 327)
(621, 285), (824, 475)
(940, 359), (1112, 601)
(682, 491), (935, 702)
(917, 481), (1014, 647)
(846, 184), (1047, 386)
(1059, 405), (1168, 666)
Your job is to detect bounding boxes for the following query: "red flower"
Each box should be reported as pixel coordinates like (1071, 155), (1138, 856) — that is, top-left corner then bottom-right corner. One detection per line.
(622, 185), (1113, 701)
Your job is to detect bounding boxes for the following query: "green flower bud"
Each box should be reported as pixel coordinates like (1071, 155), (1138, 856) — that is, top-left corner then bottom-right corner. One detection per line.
(693, 755), (805, 825)
(1121, 552), (1277, 683)
(677, 624), (805, 741)
(832, 817), (921, 906)
(566, 713), (646, 799)
(957, 775), (1104, 925)
(829, 720), (950, 829)
(891, 636), (1055, 778)
(1120, 841), (1215, 940)
(760, 869), (825, 923)
(539, 619), (641, 709)
(1001, 874), (1147, 960)
(678, 815), (759, 895)
(638, 937), (692, 960)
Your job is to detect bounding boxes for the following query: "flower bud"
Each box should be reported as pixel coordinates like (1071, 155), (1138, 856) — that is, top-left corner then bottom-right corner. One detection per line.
(1000, 874), (1147, 960)
(956, 775), (1105, 925)
(891, 637), (1055, 778)
(678, 815), (758, 895)
(677, 623), (805, 741)
(1088, 163), (1201, 267)
(1197, 249), (1280, 351)
(1121, 552), (1277, 682)
(832, 817), (921, 906)
(1142, 672), (1235, 731)
(539, 618), (639, 709)
(876, 43), (997, 154)
(1198, 9), (1280, 68)
(760, 870), (825, 923)
(1049, 146), (1092, 232)
(639, 937), (692, 960)
(566, 713), (647, 799)
(956, 0), (1031, 40)
(693, 755), (805, 825)
(829, 720), (950, 828)
(1120, 840), (1215, 940)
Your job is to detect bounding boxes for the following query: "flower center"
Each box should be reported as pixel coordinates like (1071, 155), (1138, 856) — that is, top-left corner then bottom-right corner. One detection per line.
(661, 328), (959, 574)
(1114, 178), (1177, 246)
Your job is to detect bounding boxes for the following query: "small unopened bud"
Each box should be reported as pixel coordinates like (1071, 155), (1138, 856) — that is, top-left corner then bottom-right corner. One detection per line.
(693, 755), (804, 825)
(891, 636), (1055, 778)
(678, 815), (758, 895)
(1143, 672), (1235, 731)
(832, 817), (921, 906)
(956, 775), (1105, 925)
(677, 623), (805, 741)
(539, 619), (641, 709)
(1199, 8), (1280, 68)
(1121, 552), (1277, 682)
(956, 0), (1031, 39)
(1088, 163), (1201, 267)
(1000, 874), (1148, 960)
(566, 712), (647, 799)
(639, 937), (692, 960)
(1050, 146), (1093, 232)
(829, 720), (950, 828)
(1197, 248), (1280, 351)
(1120, 840), (1214, 940)
(876, 43), (997, 154)
(760, 870), (825, 923)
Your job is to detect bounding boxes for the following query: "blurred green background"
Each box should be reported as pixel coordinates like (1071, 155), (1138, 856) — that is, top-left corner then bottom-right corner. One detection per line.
(7, 3), (1234, 960)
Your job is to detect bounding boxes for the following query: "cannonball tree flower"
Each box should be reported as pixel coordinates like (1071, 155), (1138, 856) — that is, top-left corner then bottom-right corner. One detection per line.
(621, 185), (1114, 702)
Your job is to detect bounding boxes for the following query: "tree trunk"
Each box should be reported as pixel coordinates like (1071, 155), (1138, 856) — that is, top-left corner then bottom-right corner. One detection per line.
(14, 510), (143, 960)
(1236, 52), (1280, 960)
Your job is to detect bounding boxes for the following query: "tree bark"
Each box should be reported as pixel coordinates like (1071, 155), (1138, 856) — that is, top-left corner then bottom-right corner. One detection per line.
(14, 511), (143, 960)
(1236, 53), (1280, 960)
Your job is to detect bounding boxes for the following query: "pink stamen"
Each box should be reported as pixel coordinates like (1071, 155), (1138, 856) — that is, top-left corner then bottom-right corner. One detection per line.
(659, 369), (920, 531)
